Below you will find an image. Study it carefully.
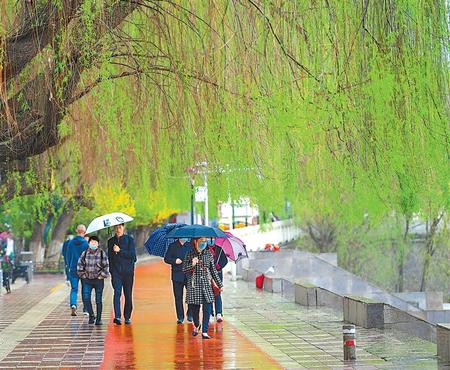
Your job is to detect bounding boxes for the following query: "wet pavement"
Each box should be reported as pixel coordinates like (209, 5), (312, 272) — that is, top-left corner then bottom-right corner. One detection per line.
(0, 259), (442, 369)
(101, 261), (280, 369)
(0, 275), (112, 368)
(226, 279), (438, 369)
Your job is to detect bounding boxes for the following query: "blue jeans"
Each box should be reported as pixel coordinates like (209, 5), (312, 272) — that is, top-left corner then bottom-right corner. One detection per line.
(210, 271), (223, 316)
(69, 273), (84, 308)
(82, 279), (104, 320)
(111, 272), (134, 320)
(210, 294), (223, 316)
(189, 300), (211, 334)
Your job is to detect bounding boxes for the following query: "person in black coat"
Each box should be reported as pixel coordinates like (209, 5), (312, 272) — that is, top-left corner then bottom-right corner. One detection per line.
(107, 223), (136, 325)
(164, 238), (192, 324)
(207, 238), (228, 322)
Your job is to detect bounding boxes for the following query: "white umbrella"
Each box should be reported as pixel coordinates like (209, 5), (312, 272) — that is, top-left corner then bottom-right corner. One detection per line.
(86, 212), (134, 234)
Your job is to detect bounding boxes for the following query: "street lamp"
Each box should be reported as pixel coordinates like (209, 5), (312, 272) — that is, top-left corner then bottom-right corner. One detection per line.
(186, 167), (198, 225)
(186, 162), (208, 226)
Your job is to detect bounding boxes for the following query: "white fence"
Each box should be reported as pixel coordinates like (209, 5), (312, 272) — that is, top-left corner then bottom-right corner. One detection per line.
(231, 219), (302, 251)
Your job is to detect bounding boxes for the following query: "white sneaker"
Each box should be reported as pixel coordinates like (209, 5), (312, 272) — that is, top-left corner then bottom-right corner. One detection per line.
(216, 314), (223, 322)
(209, 315), (214, 324)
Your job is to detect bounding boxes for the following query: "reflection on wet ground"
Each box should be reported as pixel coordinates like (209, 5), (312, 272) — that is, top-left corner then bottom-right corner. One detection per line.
(101, 262), (281, 369)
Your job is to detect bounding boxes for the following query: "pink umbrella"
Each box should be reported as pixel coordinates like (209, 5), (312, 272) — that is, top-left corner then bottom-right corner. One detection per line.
(215, 232), (248, 262)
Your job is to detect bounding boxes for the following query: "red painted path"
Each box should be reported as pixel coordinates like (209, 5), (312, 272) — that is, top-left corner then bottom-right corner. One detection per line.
(101, 261), (281, 369)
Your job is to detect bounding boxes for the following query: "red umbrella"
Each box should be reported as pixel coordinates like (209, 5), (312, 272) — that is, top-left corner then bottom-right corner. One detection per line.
(215, 232), (248, 262)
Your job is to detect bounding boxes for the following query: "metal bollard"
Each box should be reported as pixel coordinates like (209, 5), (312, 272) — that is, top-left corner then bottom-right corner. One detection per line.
(343, 324), (356, 360)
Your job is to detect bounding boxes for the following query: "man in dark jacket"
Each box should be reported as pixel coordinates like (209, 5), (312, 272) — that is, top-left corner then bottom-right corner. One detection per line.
(107, 223), (136, 325)
(66, 225), (88, 316)
(164, 238), (192, 324)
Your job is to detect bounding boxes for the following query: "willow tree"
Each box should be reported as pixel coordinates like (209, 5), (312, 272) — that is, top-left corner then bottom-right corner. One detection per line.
(1, 1), (448, 286)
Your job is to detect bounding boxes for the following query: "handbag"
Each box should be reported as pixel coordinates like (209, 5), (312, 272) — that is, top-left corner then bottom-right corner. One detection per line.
(198, 257), (221, 296)
(211, 278), (221, 297)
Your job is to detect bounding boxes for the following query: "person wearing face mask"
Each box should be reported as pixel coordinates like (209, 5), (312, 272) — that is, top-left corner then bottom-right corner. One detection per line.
(182, 238), (223, 339)
(77, 236), (110, 325)
(164, 238), (193, 324)
(206, 238), (228, 323)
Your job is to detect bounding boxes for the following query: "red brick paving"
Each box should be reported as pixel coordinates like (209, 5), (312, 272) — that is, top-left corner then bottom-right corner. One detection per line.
(101, 262), (281, 369)
(1, 262), (281, 369)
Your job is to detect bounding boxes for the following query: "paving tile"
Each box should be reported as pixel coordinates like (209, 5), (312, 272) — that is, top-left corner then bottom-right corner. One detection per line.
(0, 260), (441, 369)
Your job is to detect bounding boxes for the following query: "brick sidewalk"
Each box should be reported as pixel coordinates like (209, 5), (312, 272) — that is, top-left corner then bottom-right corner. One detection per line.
(0, 275), (113, 369)
(0, 276), (56, 333)
(0, 261), (441, 369)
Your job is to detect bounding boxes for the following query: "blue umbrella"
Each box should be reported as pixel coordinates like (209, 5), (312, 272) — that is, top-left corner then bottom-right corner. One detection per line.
(167, 224), (228, 238)
(144, 223), (187, 257)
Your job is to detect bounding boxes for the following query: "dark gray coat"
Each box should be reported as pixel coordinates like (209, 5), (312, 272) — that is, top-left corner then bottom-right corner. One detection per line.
(182, 248), (223, 305)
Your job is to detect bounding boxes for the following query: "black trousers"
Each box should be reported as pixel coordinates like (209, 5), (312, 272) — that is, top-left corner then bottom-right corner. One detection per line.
(111, 272), (134, 320)
(172, 280), (191, 321)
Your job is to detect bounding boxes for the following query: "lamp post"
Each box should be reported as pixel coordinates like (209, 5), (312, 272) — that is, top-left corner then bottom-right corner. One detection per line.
(186, 167), (197, 225)
(202, 165), (209, 226)
(186, 162), (208, 225)
(190, 177), (195, 225)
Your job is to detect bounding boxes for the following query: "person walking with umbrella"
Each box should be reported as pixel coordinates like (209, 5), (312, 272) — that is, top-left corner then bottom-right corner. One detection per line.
(164, 238), (193, 324)
(206, 238), (228, 323)
(182, 237), (223, 339)
(107, 223), (137, 325)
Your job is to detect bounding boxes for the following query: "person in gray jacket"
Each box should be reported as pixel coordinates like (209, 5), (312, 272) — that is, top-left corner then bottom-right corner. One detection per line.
(77, 236), (109, 325)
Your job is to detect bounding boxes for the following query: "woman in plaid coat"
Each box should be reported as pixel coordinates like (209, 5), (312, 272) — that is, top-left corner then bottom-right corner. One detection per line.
(182, 237), (223, 339)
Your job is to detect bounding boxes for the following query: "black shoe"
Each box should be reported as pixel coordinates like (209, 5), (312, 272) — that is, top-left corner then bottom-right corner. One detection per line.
(95, 320), (103, 326)
(113, 318), (122, 325)
(177, 319), (184, 324)
(125, 319), (132, 325)
(192, 325), (201, 337)
(202, 333), (212, 340)
(88, 315), (96, 324)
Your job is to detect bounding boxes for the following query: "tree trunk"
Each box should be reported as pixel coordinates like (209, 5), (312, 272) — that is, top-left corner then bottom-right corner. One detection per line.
(398, 261), (404, 292)
(420, 256), (431, 292)
(29, 220), (46, 266)
(307, 220), (337, 253)
(13, 237), (25, 255)
(396, 217), (410, 292)
(0, 1), (139, 163)
(45, 209), (74, 265)
(134, 225), (153, 255)
(419, 213), (444, 292)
